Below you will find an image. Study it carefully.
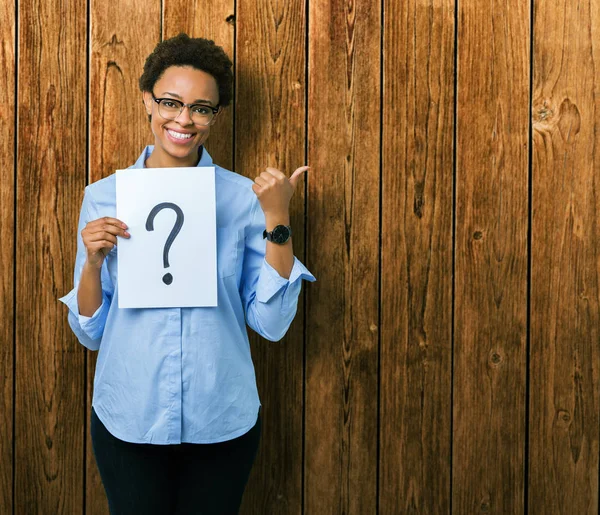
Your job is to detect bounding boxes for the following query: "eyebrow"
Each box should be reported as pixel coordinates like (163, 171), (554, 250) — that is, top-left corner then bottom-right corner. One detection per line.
(161, 92), (215, 106)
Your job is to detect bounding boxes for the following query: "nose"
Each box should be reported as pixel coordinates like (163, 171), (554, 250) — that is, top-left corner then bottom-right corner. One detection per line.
(174, 105), (193, 125)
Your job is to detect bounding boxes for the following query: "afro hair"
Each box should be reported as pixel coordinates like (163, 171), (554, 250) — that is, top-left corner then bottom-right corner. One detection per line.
(139, 33), (233, 107)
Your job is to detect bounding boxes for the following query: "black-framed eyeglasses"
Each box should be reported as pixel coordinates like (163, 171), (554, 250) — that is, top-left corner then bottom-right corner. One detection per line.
(152, 94), (220, 126)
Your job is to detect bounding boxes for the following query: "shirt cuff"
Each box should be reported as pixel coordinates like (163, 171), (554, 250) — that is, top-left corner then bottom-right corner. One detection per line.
(59, 287), (109, 340)
(255, 256), (316, 303)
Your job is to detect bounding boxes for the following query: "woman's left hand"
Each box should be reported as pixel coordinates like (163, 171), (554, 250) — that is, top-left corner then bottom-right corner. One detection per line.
(252, 165), (310, 216)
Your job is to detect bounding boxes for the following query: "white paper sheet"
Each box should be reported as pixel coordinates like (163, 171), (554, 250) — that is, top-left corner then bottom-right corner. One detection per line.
(116, 167), (217, 308)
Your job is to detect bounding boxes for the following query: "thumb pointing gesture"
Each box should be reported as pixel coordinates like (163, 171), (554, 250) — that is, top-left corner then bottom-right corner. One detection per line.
(289, 165), (310, 190)
(252, 165), (311, 216)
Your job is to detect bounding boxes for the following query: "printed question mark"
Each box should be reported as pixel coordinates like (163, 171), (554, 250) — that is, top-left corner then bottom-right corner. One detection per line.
(145, 202), (184, 285)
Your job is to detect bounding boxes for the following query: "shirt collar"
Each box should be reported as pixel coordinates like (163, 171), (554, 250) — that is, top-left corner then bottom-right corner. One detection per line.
(132, 145), (214, 169)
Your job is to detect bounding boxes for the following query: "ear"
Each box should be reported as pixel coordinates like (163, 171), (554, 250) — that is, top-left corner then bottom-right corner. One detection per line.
(212, 106), (224, 124)
(142, 91), (153, 116)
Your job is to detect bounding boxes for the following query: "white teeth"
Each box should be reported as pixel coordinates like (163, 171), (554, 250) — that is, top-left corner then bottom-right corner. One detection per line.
(167, 129), (193, 140)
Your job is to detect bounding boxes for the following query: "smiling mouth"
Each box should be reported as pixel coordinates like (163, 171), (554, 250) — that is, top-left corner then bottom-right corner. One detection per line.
(166, 129), (194, 140)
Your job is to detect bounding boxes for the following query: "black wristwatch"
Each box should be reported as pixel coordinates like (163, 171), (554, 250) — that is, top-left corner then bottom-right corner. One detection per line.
(263, 224), (292, 244)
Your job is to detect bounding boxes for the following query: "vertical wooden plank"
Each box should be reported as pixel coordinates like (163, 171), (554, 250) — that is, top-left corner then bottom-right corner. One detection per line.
(89, 2), (160, 183)
(234, 1), (306, 513)
(453, 0), (529, 513)
(380, 0), (455, 512)
(163, 0), (235, 170)
(305, 0), (380, 512)
(17, 0), (87, 512)
(0, 0), (15, 512)
(530, 0), (600, 512)
(87, 2), (161, 513)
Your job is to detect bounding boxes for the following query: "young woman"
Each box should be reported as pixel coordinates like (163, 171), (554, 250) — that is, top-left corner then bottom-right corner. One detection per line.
(59, 33), (315, 514)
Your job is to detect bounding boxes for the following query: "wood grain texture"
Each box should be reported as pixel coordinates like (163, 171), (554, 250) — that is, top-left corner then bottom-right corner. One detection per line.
(6, 0), (600, 512)
(306, 0), (380, 512)
(90, 0), (160, 183)
(16, 0), (87, 512)
(87, 3), (161, 513)
(529, 0), (600, 512)
(453, 1), (529, 513)
(0, 0), (15, 512)
(163, 0), (235, 170)
(235, 1), (306, 513)
(380, 0), (454, 513)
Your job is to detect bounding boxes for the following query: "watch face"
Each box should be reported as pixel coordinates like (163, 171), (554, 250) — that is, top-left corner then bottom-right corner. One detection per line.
(271, 225), (291, 244)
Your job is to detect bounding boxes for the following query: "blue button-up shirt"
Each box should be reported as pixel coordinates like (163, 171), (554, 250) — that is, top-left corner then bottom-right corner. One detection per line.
(59, 145), (316, 444)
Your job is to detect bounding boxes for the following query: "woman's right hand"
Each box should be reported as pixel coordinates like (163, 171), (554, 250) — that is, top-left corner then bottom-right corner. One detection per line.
(82, 217), (130, 269)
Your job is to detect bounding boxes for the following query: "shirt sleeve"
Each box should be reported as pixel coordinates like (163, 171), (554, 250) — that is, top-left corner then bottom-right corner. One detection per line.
(240, 196), (316, 342)
(58, 187), (113, 351)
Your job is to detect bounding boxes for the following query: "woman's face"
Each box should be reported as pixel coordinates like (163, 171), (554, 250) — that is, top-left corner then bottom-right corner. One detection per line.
(142, 65), (221, 166)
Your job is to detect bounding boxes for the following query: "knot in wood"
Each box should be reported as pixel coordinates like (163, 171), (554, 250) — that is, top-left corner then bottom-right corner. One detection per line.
(557, 98), (581, 143)
(538, 107), (551, 120)
(489, 350), (502, 366)
(533, 98), (554, 124)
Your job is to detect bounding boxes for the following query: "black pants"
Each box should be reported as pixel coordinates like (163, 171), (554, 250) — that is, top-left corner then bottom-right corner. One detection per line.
(90, 406), (261, 515)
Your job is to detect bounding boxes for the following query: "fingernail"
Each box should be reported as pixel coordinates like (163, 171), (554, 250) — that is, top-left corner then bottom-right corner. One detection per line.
(122, 223), (128, 229)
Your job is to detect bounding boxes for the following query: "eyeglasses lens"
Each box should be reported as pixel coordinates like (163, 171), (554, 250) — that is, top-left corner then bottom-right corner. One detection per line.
(157, 99), (213, 126)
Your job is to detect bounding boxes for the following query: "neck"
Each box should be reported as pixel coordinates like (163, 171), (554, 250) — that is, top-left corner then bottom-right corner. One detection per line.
(145, 146), (202, 168)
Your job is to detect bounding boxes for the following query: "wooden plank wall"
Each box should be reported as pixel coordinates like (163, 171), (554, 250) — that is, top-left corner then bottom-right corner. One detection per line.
(1, 0), (598, 513)
(16, 0), (87, 513)
(454, 0), (529, 512)
(529, 0), (600, 513)
(0, 0), (15, 513)
(306, 0), (380, 513)
(380, 0), (454, 512)
(234, 0), (307, 512)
